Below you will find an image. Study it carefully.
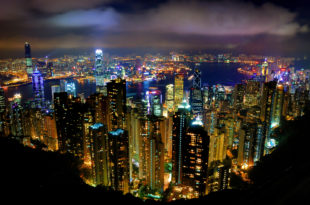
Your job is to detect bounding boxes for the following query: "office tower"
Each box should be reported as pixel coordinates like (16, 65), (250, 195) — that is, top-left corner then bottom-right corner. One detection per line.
(232, 83), (246, 110)
(244, 80), (260, 108)
(9, 94), (23, 137)
(183, 116), (210, 197)
(174, 74), (184, 109)
(51, 85), (60, 103)
(261, 58), (269, 82)
(86, 93), (109, 126)
(166, 84), (174, 113)
(32, 68), (45, 108)
(88, 123), (109, 186)
(25, 42), (33, 76)
(108, 129), (129, 193)
(260, 81), (277, 154)
(107, 78), (126, 131)
(42, 111), (58, 151)
(270, 84), (284, 129)
(146, 88), (162, 117)
(237, 122), (264, 168)
(54, 92), (84, 158)
(190, 68), (203, 115)
(95, 49), (105, 92)
(172, 100), (191, 185)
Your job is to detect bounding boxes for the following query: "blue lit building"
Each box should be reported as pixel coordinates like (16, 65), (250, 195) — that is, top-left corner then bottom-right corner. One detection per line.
(32, 67), (45, 108)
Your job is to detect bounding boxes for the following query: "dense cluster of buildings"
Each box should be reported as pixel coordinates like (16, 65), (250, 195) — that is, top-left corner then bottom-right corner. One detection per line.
(0, 43), (309, 200)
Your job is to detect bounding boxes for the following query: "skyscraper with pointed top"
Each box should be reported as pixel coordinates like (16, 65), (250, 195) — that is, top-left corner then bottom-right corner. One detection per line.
(25, 42), (33, 76)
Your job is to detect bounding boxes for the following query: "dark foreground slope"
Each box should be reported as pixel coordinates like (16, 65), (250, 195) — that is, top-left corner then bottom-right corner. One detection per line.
(1, 112), (310, 204)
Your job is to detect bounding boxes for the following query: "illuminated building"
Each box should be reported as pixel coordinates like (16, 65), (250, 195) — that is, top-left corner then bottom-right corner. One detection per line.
(95, 49), (105, 93)
(233, 84), (245, 110)
(54, 92), (84, 158)
(9, 94), (24, 137)
(260, 81), (277, 154)
(244, 80), (260, 108)
(51, 85), (60, 103)
(174, 74), (184, 109)
(107, 78), (126, 131)
(172, 100), (191, 185)
(60, 80), (77, 97)
(270, 84), (284, 129)
(88, 123), (109, 186)
(237, 122), (264, 168)
(208, 164), (231, 193)
(165, 84), (174, 113)
(25, 42), (33, 76)
(32, 67), (45, 108)
(146, 88), (162, 117)
(108, 129), (129, 193)
(42, 111), (58, 151)
(86, 93), (109, 126)
(190, 68), (203, 115)
(138, 115), (165, 191)
(182, 116), (210, 196)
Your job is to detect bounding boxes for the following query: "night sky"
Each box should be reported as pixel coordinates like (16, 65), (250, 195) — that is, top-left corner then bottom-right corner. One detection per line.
(1, 0), (310, 58)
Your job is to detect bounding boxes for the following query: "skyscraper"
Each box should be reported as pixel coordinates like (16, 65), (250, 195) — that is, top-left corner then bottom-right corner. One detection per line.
(54, 92), (84, 158)
(174, 74), (184, 109)
(25, 42), (33, 76)
(183, 116), (210, 196)
(190, 68), (203, 115)
(165, 84), (174, 113)
(0, 87), (5, 134)
(32, 68), (45, 108)
(95, 49), (105, 92)
(88, 123), (109, 186)
(107, 78), (126, 131)
(172, 100), (191, 185)
(108, 129), (129, 193)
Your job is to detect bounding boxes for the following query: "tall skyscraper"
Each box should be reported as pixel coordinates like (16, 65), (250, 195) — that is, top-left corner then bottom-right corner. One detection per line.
(95, 49), (105, 92)
(108, 129), (129, 193)
(190, 68), (203, 115)
(54, 92), (84, 158)
(172, 100), (191, 185)
(88, 123), (110, 186)
(51, 85), (60, 103)
(174, 74), (184, 109)
(107, 78), (126, 131)
(32, 68), (45, 108)
(165, 84), (174, 113)
(25, 42), (33, 76)
(183, 116), (210, 196)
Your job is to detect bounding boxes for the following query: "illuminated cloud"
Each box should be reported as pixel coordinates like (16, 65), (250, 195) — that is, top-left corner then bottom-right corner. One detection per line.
(48, 8), (120, 28)
(48, 1), (308, 36)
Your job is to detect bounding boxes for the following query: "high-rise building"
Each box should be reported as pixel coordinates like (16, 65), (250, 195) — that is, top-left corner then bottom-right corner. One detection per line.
(174, 74), (184, 109)
(88, 123), (110, 186)
(166, 84), (174, 113)
(108, 129), (129, 193)
(95, 49), (105, 92)
(146, 88), (162, 117)
(172, 100), (191, 185)
(107, 78), (126, 131)
(180, 116), (210, 197)
(9, 94), (24, 137)
(0, 87), (5, 134)
(25, 42), (33, 76)
(51, 85), (60, 103)
(54, 92), (84, 158)
(32, 68), (45, 108)
(190, 68), (203, 115)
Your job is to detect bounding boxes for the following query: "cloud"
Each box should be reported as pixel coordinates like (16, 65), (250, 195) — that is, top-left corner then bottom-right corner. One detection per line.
(48, 8), (120, 28)
(30, 0), (111, 13)
(48, 1), (308, 36)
